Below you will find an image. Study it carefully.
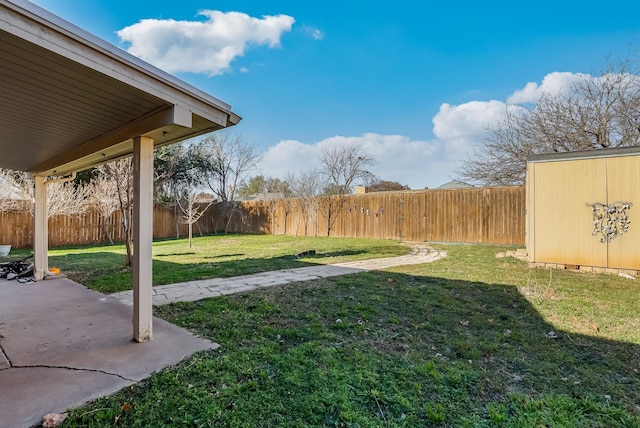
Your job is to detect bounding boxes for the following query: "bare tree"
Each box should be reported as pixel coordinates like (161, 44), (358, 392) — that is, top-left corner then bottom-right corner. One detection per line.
(318, 144), (375, 236)
(199, 133), (261, 233)
(177, 192), (213, 247)
(289, 170), (324, 237)
(0, 169), (32, 212)
(96, 159), (134, 267)
(459, 66), (640, 186)
(289, 197), (304, 237)
(200, 133), (262, 203)
(88, 171), (120, 244)
(174, 144), (213, 247)
(320, 145), (376, 195)
(279, 173), (296, 235)
(0, 168), (90, 216)
(457, 111), (534, 185)
(264, 193), (280, 236)
(155, 144), (192, 236)
(47, 180), (91, 218)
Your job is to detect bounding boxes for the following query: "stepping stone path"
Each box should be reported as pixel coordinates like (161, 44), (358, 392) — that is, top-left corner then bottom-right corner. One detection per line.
(111, 242), (446, 306)
(495, 248), (528, 260)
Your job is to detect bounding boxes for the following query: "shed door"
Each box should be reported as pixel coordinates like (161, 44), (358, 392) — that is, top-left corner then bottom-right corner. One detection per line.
(531, 158), (608, 267)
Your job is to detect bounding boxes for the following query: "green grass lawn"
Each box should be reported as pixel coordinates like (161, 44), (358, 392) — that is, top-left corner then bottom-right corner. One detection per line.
(7, 234), (408, 293)
(56, 241), (640, 427)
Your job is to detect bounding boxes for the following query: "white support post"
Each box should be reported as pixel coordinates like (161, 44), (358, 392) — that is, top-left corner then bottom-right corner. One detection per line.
(133, 136), (154, 342)
(33, 175), (47, 281)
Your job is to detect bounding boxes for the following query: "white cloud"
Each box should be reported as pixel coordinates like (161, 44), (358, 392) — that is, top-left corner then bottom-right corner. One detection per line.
(432, 100), (519, 160)
(506, 71), (588, 104)
(433, 101), (507, 141)
(117, 10), (295, 76)
(259, 139), (318, 176)
(257, 134), (444, 189)
(299, 25), (324, 40)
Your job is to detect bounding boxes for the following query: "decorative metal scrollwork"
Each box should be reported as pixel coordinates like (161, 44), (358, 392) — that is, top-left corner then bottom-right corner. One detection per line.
(586, 201), (633, 243)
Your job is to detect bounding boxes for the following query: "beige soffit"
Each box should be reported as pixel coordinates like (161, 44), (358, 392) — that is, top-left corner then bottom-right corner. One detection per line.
(0, 0), (241, 176)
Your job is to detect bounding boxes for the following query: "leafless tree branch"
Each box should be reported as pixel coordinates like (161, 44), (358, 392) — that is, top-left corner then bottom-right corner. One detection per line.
(458, 66), (640, 186)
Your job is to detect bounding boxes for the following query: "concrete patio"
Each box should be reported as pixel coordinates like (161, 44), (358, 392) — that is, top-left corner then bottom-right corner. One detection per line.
(0, 277), (217, 428)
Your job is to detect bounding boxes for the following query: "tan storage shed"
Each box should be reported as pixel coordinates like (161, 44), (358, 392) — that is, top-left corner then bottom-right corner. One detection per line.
(526, 146), (640, 274)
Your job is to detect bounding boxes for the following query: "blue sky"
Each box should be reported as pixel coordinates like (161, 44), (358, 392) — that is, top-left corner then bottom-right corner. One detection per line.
(31, 0), (640, 188)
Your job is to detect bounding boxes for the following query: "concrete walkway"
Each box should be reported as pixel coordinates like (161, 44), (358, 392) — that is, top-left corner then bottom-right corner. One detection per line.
(112, 242), (446, 306)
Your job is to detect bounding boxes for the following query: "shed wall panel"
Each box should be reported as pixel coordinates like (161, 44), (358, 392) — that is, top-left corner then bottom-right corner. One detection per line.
(576, 159), (607, 267)
(606, 156), (640, 269)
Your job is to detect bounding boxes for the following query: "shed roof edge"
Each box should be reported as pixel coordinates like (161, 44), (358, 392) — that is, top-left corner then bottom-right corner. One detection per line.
(527, 146), (640, 163)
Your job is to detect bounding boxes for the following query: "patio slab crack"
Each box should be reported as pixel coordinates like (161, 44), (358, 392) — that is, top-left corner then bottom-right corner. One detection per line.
(9, 363), (136, 382)
(0, 343), (11, 370)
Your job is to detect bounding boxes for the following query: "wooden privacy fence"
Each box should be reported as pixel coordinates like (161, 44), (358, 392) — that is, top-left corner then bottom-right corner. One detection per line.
(0, 204), (218, 249)
(0, 186), (525, 248)
(221, 186), (526, 245)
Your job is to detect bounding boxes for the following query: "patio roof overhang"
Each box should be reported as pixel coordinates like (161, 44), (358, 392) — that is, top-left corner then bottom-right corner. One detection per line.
(0, 0), (241, 176)
(0, 0), (242, 343)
